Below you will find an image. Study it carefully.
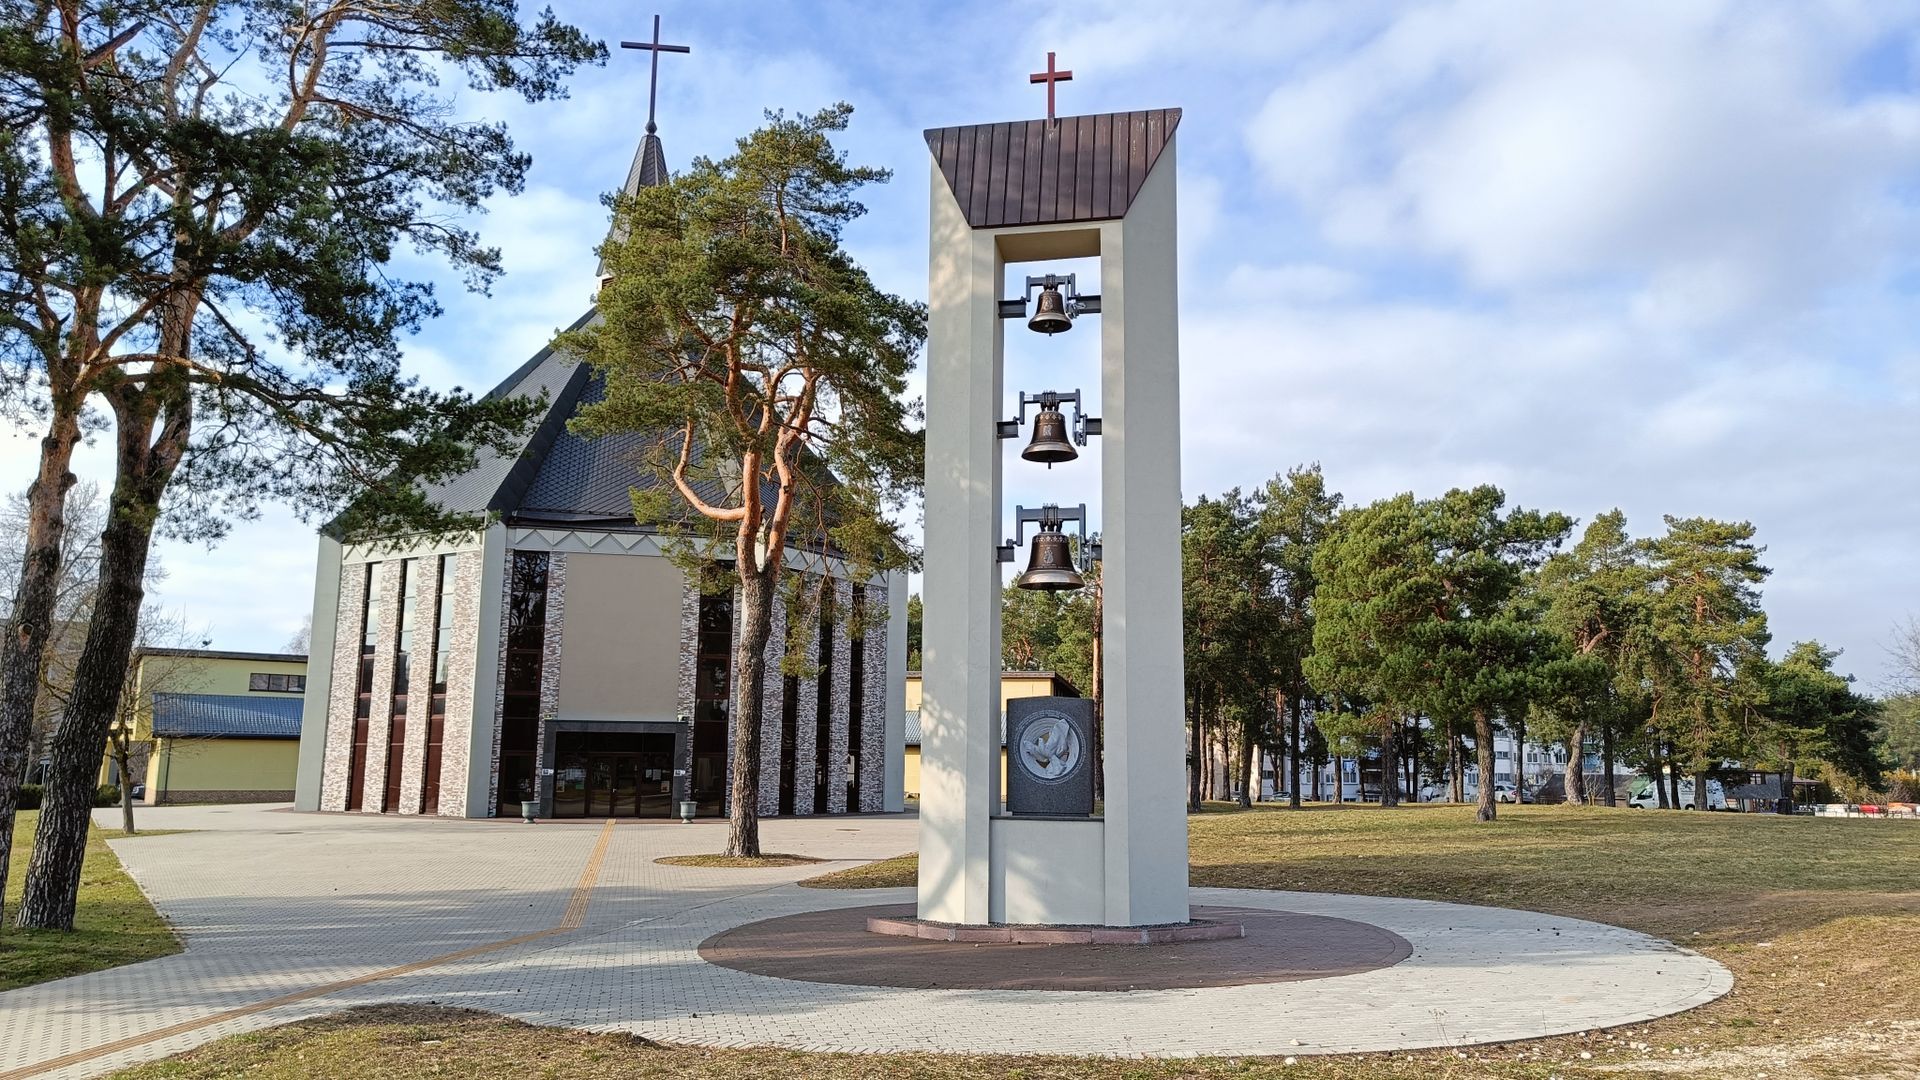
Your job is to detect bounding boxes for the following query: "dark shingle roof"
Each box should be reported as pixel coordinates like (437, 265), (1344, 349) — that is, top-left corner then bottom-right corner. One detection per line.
(151, 693), (304, 738)
(419, 123), (689, 527)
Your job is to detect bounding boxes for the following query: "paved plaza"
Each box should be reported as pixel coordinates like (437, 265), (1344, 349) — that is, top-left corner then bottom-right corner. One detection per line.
(0, 804), (1730, 1078)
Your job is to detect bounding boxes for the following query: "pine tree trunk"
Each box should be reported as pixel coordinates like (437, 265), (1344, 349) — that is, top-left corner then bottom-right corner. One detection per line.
(1666, 745), (1682, 809)
(1404, 719), (1420, 801)
(1187, 694), (1202, 811)
(1565, 721), (1587, 805)
(1692, 770), (1709, 810)
(1332, 754), (1343, 803)
(1512, 712), (1527, 802)
(0, 409), (83, 925)
(1235, 716), (1254, 809)
(1781, 758), (1796, 812)
(1601, 722), (1617, 806)
(1474, 709), (1497, 822)
(726, 568), (774, 858)
(1378, 717), (1400, 807)
(1650, 743), (1669, 808)
(114, 740), (136, 835)
(1450, 732), (1465, 803)
(17, 438), (168, 928)
(1286, 693), (1302, 809)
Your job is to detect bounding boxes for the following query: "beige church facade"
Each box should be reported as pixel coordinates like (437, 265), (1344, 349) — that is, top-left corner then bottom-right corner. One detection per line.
(292, 124), (907, 821)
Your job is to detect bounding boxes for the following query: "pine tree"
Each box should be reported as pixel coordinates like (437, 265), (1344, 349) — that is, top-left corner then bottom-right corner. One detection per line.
(1761, 641), (1882, 803)
(564, 105), (924, 858)
(2, 1), (597, 929)
(1530, 510), (1653, 805)
(1257, 465), (1341, 808)
(1643, 517), (1771, 809)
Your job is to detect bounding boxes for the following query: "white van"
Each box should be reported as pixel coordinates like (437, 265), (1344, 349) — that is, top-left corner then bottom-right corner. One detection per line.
(1628, 778), (1726, 810)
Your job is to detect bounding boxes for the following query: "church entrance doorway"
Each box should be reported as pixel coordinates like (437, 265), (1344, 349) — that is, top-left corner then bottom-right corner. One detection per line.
(551, 730), (676, 818)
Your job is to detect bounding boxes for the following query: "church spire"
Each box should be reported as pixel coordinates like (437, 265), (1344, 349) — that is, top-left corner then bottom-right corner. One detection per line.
(601, 16), (689, 282)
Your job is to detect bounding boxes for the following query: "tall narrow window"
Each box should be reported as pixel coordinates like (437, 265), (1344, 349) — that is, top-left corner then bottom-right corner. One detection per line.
(812, 587), (835, 814)
(382, 559), (420, 811)
(692, 575), (733, 816)
(347, 563), (383, 811)
(420, 554), (457, 814)
(778, 674), (799, 815)
(498, 551), (548, 813)
(847, 584), (865, 813)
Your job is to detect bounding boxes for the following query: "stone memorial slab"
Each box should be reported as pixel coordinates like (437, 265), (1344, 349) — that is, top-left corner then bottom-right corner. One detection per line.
(1006, 696), (1094, 816)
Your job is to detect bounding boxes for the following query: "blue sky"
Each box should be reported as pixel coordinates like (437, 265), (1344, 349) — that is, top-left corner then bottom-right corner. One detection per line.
(3, 0), (1915, 687)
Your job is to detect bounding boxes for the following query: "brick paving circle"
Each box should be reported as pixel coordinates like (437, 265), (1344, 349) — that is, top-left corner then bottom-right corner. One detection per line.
(699, 903), (1411, 990)
(0, 806), (1736, 1075)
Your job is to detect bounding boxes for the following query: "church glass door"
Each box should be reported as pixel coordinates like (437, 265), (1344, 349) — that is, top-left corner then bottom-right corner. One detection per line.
(552, 730), (677, 819)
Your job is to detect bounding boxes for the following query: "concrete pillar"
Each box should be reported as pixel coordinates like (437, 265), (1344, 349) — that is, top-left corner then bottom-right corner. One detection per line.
(1099, 143), (1190, 926)
(917, 161), (1004, 925)
(464, 521), (508, 818)
(294, 534), (342, 811)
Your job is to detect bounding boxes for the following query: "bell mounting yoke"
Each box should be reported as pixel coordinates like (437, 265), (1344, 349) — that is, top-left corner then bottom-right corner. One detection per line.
(996, 272), (1103, 323)
(994, 389), (1102, 443)
(996, 503), (1102, 571)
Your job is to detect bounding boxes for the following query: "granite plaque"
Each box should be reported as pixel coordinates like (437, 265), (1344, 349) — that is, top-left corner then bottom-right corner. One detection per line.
(1006, 696), (1095, 816)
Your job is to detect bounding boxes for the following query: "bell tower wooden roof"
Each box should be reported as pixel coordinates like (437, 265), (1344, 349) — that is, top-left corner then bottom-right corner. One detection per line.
(923, 108), (1181, 229)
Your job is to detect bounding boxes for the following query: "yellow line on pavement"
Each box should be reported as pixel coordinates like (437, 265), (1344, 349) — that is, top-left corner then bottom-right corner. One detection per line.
(3, 819), (617, 1080)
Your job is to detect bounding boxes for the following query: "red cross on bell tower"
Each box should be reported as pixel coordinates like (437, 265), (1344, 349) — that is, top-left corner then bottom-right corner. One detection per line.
(1029, 51), (1073, 121)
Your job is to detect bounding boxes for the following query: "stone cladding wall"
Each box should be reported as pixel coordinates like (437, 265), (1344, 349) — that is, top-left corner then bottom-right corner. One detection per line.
(824, 577), (853, 814)
(675, 579), (699, 782)
(354, 562), (404, 812)
(394, 557), (443, 815)
(532, 552), (567, 793)
(754, 590), (787, 817)
(789, 594), (819, 815)
(436, 552), (483, 816)
(319, 564), (369, 811)
(857, 581), (889, 813)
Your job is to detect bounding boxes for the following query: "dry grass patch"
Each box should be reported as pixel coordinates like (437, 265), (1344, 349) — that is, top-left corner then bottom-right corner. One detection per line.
(1, 810), (180, 990)
(655, 853), (823, 868)
(801, 852), (915, 888)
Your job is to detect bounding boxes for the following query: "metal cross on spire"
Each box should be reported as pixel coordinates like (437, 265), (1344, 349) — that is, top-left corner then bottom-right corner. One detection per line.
(621, 14), (690, 135)
(1029, 51), (1073, 121)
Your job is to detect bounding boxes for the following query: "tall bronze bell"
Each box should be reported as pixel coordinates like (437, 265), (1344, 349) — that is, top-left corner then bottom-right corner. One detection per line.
(1016, 521), (1086, 591)
(1028, 285), (1073, 335)
(1022, 405), (1078, 466)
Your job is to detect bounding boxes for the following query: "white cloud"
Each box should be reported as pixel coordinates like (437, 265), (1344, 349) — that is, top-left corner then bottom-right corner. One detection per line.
(1246, 1), (1920, 309)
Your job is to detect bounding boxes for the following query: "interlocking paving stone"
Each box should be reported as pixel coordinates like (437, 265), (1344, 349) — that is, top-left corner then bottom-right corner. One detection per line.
(0, 804), (1731, 1077)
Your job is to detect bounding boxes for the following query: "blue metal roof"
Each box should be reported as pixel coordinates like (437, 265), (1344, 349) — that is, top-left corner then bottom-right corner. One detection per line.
(151, 693), (304, 739)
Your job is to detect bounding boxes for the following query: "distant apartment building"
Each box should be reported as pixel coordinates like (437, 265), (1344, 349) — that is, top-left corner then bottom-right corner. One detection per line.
(100, 648), (308, 804)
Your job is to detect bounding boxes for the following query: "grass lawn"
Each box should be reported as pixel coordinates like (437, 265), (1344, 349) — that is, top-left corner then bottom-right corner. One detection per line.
(109, 804), (1920, 1080)
(1, 810), (180, 991)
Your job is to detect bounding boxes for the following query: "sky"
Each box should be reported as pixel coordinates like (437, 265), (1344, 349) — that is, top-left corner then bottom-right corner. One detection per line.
(4, 0), (1916, 688)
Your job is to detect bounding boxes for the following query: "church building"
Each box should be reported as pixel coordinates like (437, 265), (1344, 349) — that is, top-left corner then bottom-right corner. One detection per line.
(291, 101), (908, 821)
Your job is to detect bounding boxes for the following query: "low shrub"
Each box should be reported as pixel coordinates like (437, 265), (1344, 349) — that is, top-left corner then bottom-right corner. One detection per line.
(94, 784), (121, 807)
(1887, 769), (1920, 804)
(14, 783), (42, 810)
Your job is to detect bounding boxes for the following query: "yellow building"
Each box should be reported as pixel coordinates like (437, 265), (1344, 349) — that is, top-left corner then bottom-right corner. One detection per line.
(902, 670), (1080, 799)
(101, 649), (309, 805)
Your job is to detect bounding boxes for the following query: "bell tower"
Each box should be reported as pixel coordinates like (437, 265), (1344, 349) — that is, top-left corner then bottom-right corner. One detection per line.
(918, 100), (1188, 928)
